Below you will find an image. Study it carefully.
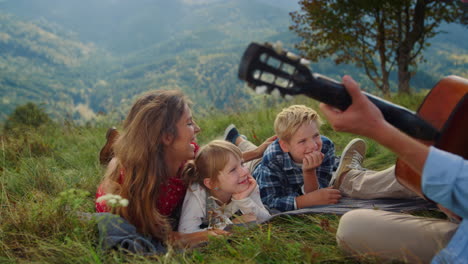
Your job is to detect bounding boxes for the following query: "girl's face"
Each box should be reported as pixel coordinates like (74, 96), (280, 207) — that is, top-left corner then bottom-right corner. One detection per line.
(215, 154), (251, 195)
(168, 104), (201, 161)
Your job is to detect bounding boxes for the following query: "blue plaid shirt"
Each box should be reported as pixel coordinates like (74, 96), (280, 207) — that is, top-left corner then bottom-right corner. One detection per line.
(252, 136), (335, 212)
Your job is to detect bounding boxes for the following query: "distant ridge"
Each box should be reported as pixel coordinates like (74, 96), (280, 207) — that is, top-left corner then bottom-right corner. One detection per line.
(0, 0), (466, 122)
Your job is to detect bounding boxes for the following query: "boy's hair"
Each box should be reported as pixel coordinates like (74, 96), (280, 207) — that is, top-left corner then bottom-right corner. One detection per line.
(183, 140), (242, 188)
(274, 105), (322, 142)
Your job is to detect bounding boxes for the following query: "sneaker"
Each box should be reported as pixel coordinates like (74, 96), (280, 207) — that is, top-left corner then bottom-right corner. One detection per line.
(223, 124), (246, 145)
(329, 138), (366, 188)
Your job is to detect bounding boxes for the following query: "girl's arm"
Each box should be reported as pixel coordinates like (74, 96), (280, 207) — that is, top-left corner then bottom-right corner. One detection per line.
(232, 185), (271, 222)
(178, 184), (207, 233)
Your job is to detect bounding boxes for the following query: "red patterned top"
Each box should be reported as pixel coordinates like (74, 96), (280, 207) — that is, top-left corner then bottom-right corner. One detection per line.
(95, 142), (199, 217)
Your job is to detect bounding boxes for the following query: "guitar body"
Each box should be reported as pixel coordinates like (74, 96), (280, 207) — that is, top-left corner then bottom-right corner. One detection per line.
(395, 76), (468, 197)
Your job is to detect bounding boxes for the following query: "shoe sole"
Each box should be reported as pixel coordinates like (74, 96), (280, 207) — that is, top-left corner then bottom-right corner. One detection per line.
(223, 124), (236, 141)
(99, 127), (119, 165)
(329, 138), (366, 188)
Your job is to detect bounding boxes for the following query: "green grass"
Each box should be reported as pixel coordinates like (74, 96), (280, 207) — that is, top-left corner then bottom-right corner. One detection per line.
(0, 92), (442, 263)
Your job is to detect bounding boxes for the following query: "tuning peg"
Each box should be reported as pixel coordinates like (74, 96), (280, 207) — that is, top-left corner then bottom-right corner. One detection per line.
(271, 89), (281, 98)
(286, 52), (299, 61)
(273, 41), (283, 54)
(255, 86), (268, 94)
(253, 71), (261, 80)
(300, 58), (310, 66)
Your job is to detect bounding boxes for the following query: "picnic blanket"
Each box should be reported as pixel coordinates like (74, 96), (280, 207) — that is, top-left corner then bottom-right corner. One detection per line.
(264, 197), (436, 221)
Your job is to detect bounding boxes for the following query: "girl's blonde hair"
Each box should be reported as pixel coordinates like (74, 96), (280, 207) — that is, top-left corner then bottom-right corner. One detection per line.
(274, 105), (322, 142)
(101, 89), (190, 241)
(183, 140), (242, 188)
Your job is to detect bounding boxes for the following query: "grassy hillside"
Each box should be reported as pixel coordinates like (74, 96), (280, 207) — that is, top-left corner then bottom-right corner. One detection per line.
(0, 93), (441, 263)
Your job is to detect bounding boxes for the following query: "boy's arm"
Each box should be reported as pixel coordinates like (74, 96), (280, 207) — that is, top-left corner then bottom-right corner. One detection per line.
(302, 138), (335, 192)
(302, 168), (319, 193)
(295, 187), (341, 209)
(316, 137), (335, 187)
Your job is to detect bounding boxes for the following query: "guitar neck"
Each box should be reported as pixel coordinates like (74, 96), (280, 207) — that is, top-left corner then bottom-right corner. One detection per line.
(307, 74), (440, 141)
(237, 42), (440, 141)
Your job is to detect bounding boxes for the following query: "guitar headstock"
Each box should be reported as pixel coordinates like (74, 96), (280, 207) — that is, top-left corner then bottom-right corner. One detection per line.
(238, 42), (314, 97)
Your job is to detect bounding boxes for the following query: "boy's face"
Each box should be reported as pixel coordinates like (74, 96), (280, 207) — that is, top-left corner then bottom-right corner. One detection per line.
(279, 121), (322, 164)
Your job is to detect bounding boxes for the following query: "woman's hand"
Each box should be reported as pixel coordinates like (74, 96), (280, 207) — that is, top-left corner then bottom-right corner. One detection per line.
(169, 229), (230, 248)
(254, 135), (277, 159)
(232, 175), (257, 201)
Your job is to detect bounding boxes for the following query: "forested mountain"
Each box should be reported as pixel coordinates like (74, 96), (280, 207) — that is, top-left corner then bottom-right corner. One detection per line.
(0, 14), (110, 121)
(0, 0), (466, 122)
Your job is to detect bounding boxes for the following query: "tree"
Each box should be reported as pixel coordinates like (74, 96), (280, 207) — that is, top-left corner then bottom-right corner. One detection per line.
(4, 102), (51, 132)
(290, 0), (464, 95)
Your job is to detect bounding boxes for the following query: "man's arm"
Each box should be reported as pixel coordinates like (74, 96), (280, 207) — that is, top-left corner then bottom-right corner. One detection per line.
(319, 75), (429, 175)
(319, 75), (468, 218)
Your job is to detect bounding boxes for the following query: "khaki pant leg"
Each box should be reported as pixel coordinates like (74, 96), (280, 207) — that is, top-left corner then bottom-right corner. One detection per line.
(237, 140), (261, 173)
(336, 209), (458, 263)
(339, 165), (418, 199)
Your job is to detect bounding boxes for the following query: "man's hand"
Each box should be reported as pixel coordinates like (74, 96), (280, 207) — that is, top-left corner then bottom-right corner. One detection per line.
(302, 151), (324, 173)
(296, 187), (342, 208)
(319, 75), (386, 139)
(232, 175), (257, 200)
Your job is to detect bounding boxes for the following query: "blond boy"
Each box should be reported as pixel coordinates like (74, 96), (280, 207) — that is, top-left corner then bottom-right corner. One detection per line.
(252, 105), (341, 212)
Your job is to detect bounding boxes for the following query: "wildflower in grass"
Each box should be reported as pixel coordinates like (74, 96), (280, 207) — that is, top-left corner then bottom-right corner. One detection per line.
(119, 199), (129, 207)
(96, 193), (129, 209)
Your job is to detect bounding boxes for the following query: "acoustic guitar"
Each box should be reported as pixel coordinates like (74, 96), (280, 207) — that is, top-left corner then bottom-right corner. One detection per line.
(237, 42), (468, 198)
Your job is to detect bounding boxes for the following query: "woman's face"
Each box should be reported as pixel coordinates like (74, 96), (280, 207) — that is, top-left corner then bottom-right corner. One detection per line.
(168, 104), (201, 161)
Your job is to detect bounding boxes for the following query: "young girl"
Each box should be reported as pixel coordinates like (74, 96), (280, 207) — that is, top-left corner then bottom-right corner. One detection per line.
(178, 140), (271, 233)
